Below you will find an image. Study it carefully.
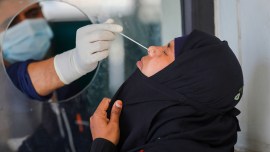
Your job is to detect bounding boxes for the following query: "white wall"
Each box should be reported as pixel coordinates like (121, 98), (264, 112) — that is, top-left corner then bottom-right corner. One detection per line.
(160, 0), (182, 44)
(215, 0), (270, 152)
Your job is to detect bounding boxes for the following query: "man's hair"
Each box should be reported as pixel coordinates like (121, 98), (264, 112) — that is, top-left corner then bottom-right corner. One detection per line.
(0, 17), (13, 30)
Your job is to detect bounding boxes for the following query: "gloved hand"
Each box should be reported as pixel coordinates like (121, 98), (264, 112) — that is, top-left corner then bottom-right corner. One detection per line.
(54, 19), (123, 84)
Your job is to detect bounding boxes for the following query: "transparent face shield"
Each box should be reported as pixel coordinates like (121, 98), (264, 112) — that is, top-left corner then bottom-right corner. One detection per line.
(0, 0), (182, 151)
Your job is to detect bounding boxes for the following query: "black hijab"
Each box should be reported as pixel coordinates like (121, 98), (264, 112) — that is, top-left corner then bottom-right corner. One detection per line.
(109, 30), (243, 152)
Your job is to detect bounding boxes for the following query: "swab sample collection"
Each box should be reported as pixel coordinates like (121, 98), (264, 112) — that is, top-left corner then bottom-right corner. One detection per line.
(119, 32), (148, 51)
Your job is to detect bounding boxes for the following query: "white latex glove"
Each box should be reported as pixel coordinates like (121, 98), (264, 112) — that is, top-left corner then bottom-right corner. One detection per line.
(54, 19), (123, 84)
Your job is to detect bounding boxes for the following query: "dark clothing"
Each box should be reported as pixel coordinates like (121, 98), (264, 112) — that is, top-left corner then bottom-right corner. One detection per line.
(90, 137), (236, 152)
(90, 138), (117, 152)
(174, 35), (188, 57)
(103, 30), (243, 152)
(7, 62), (94, 152)
(18, 99), (93, 152)
(8, 30), (243, 152)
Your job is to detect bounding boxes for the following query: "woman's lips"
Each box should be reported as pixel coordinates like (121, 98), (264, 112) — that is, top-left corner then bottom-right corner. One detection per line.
(136, 60), (143, 70)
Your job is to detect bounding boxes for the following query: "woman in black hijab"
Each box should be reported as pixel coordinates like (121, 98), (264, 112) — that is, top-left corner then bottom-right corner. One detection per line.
(90, 30), (243, 152)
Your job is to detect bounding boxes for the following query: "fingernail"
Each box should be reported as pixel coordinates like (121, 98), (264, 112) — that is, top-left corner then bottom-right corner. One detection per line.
(116, 25), (123, 32)
(115, 100), (122, 108)
(104, 97), (111, 102)
(106, 18), (114, 23)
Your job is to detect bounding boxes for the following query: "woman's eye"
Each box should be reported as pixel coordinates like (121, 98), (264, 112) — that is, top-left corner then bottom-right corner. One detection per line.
(163, 50), (168, 55)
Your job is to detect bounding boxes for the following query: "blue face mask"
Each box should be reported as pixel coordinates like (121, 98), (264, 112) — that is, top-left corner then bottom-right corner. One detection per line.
(1, 18), (53, 64)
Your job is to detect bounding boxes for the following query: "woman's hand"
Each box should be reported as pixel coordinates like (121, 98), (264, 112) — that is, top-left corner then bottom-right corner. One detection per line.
(90, 98), (123, 145)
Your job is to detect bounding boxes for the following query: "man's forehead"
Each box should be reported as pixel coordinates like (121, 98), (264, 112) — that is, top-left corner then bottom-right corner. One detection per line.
(0, 1), (39, 31)
(20, 3), (41, 14)
(0, 0), (35, 24)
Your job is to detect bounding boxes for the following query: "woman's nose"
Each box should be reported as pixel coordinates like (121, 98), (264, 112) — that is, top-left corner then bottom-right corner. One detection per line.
(147, 46), (164, 57)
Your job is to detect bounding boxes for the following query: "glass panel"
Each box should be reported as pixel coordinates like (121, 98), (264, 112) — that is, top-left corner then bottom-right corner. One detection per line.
(0, 0), (182, 151)
(1, 1), (95, 103)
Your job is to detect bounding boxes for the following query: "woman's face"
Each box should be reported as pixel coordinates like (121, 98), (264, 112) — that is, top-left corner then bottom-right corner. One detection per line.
(137, 40), (175, 77)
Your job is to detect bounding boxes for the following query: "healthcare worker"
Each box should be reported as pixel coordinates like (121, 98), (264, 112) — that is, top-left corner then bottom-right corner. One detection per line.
(0, 2), (123, 151)
(1, 3), (123, 101)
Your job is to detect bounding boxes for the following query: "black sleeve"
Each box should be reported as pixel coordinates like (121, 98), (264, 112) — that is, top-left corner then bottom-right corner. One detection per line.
(90, 138), (118, 152)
